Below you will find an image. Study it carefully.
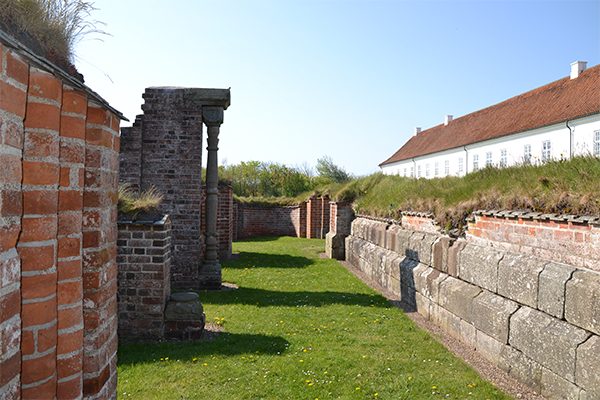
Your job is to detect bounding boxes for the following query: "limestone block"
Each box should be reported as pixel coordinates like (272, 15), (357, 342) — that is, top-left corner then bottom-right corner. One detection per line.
(476, 329), (503, 365)
(393, 229), (413, 256)
(438, 276), (482, 321)
(432, 236), (452, 273)
(471, 290), (519, 343)
(509, 307), (590, 382)
(447, 239), (466, 277)
(407, 232), (436, 265)
(565, 269), (600, 336)
(430, 304), (461, 340)
(460, 320), (477, 350)
(414, 267), (448, 303)
(458, 244), (503, 292)
(576, 335), (600, 395)
(497, 254), (546, 307)
(538, 262), (576, 319)
(498, 346), (542, 393)
(414, 291), (431, 319)
(385, 224), (401, 252)
(541, 368), (582, 400)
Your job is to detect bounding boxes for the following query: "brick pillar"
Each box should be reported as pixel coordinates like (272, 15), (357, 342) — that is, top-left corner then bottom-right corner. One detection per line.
(306, 196), (323, 239)
(298, 201), (307, 238)
(82, 104), (120, 398)
(19, 68), (62, 399)
(321, 195), (330, 239)
(117, 217), (172, 340)
(325, 201), (355, 260)
(56, 87), (87, 398)
(0, 44), (27, 399)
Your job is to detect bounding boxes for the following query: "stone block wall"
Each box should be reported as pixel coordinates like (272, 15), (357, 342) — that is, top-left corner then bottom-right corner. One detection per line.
(468, 211), (600, 272)
(0, 38), (121, 400)
(117, 216), (172, 340)
(346, 215), (600, 399)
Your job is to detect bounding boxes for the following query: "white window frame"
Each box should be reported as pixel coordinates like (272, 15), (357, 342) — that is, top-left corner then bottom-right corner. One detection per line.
(485, 152), (493, 167)
(523, 144), (532, 164)
(472, 154), (479, 171)
(434, 162), (439, 177)
(542, 140), (551, 162)
(417, 165), (421, 178)
(458, 157), (464, 174)
(444, 160), (450, 175)
(500, 149), (507, 168)
(403, 167), (407, 177)
(594, 130), (600, 157)
(425, 163), (430, 177)
(410, 166), (414, 178)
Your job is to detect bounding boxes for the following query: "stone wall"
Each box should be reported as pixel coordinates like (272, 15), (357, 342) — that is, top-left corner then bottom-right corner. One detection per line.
(0, 37), (121, 399)
(117, 216), (172, 340)
(346, 216), (600, 399)
(325, 202), (354, 259)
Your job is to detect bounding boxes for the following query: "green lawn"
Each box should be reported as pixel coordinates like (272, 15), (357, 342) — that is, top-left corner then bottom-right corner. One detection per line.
(117, 237), (510, 399)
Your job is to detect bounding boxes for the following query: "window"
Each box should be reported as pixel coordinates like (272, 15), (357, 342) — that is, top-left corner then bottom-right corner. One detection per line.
(500, 149), (507, 167)
(434, 162), (439, 177)
(594, 131), (600, 157)
(410, 166), (414, 178)
(458, 157), (464, 174)
(542, 140), (551, 162)
(444, 160), (450, 175)
(425, 164), (430, 177)
(486, 152), (493, 167)
(403, 167), (407, 177)
(417, 165), (422, 178)
(472, 154), (479, 171)
(523, 144), (532, 164)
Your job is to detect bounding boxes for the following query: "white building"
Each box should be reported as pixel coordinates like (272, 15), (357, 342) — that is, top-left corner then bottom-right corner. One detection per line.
(380, 62), (600, 178)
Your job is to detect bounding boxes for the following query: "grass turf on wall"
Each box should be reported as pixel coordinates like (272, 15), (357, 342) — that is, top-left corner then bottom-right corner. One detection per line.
(117, 237), (510, 399)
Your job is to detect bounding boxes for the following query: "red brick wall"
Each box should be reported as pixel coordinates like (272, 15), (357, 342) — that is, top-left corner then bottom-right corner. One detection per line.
(235, 203), (300, 238)
(468, 212), (600, 272)
(0, 42), (120, 400)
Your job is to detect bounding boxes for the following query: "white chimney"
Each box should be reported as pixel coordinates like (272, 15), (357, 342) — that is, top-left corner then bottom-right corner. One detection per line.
(444, 115), (453, 126)
(414, 127), (422, 135)
(570, 61), (587, 79)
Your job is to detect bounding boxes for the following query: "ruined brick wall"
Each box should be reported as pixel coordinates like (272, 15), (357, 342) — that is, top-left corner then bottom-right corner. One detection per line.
(0, 40), (120, 399)
(118, 116), (142, 192)
(117, 217), (171, 340)
(234, 203), (300, 238)
(325, 202), (354, 259)
(468, 211), (600, 272)
(346, 215), (600, 399)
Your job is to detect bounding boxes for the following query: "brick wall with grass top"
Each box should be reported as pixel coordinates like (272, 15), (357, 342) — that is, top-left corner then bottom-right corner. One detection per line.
(345, 213), (600, 399)
(0, 34), (122, 400)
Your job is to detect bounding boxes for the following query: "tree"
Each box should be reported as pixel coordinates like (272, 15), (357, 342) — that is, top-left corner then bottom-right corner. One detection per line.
(316, 156), (351, 183)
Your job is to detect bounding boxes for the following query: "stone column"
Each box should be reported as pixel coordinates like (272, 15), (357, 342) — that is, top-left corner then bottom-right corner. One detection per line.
(202, 106), (224, 288)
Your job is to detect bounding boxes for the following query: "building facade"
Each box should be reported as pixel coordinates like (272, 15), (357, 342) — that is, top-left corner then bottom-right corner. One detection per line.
(380, 62), (600, 177)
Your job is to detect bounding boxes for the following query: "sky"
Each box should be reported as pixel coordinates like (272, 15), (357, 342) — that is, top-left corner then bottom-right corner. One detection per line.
(75, 0), (600, 176)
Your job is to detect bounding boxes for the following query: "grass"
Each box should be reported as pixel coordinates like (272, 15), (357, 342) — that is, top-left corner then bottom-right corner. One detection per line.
(118, 184), (163, 217)
(117, 237), (511, 399)
(0, 0), (104, 65)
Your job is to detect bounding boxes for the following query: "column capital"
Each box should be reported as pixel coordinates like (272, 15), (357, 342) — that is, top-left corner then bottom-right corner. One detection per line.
(203, 106), (224, 127)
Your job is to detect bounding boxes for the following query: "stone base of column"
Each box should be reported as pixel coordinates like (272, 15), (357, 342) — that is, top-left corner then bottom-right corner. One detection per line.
(199, 262), (222, 289)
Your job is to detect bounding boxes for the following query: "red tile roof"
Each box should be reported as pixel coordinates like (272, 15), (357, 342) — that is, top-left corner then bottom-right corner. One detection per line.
(380, 64), (600, 166)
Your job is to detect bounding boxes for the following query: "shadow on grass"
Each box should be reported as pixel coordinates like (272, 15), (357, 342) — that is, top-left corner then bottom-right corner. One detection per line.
(223, 252), (314, 269)
(201, 286), (390, 308)
(234, 236), (282, 243)
(118, 332), (289, 365)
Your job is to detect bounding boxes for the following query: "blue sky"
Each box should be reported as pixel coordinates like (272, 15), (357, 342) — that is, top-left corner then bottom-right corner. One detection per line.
(75, 0), (600, 175)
